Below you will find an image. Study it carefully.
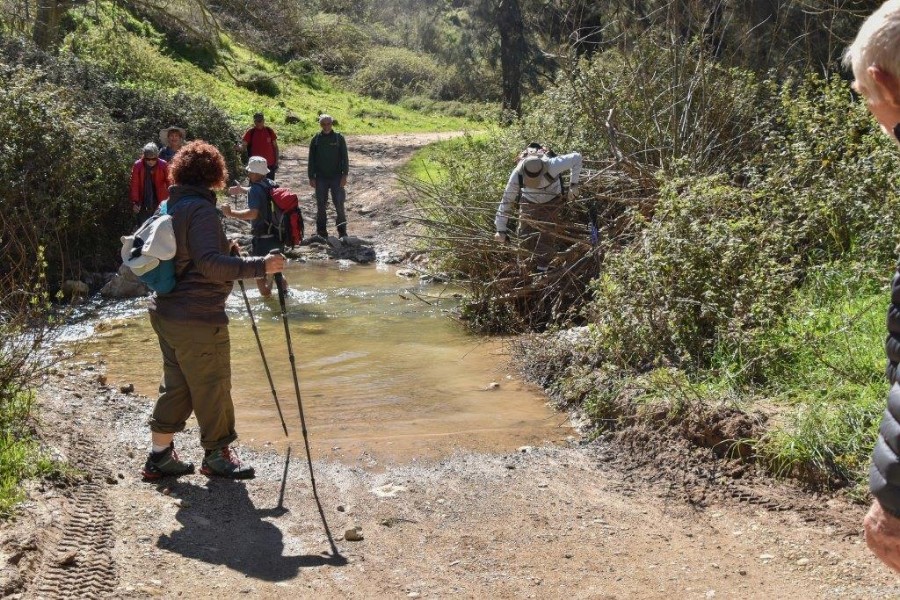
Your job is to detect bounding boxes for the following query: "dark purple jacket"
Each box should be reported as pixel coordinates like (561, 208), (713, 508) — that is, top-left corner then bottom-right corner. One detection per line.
(149, 185), (266, 326)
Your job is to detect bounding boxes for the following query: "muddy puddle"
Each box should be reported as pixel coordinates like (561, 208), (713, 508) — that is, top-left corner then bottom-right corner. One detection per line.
(74, 261), (570, 465)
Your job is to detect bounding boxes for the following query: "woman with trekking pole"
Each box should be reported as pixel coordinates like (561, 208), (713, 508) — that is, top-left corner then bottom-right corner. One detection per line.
(141, 140), (285, 481)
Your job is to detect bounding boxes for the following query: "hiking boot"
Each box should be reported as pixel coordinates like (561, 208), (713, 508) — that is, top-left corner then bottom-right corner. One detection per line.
(200, 446), (255, 479)
(141, 443), (195, 480)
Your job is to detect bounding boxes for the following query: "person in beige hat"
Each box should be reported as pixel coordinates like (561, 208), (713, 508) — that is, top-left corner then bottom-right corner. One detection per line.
(493, 142), (582, 273)
(159, 126), (186, 162)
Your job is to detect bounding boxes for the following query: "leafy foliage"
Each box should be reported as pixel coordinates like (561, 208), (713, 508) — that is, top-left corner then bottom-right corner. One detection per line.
(351, 47), (447, 103)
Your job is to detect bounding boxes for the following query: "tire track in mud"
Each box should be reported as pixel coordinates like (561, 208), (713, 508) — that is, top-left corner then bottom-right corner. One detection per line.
(28, 434), (117, 599)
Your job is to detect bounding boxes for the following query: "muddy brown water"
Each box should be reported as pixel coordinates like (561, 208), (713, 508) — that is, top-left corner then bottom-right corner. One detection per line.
(79, 261), (569, 465)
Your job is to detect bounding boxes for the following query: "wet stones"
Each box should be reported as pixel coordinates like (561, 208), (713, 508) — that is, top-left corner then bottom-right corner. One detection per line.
(100, 265), (148, 299)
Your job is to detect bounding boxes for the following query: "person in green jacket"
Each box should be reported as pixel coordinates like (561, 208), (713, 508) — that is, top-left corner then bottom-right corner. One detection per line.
(307, 114), (350, 240)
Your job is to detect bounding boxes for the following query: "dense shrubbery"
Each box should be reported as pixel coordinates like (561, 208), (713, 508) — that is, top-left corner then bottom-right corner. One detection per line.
(586, 75), (898, 377)
(414, 31), (899, 487)
(351, 47), (446, 103)
(0, 36), (241, 278)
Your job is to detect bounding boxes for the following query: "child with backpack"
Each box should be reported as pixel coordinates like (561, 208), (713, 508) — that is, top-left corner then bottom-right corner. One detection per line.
(223, 156), (303, 297)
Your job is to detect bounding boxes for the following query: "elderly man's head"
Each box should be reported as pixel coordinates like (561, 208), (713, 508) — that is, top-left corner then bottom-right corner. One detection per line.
(142, 143), (159, 164)
(318, 114), (334, 133)
(846, 0), (900, 141)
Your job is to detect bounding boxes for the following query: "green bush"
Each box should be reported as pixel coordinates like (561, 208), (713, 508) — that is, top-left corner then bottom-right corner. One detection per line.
(307, 13), (371, 74)
(236, 68), (281, 97)
(351, 46), (446, 103)
(0, 62), (131, 277)
(0, 36), (241, 276)
(518, 36), (766, 176)
(585, 74), (898, 376)
(586, 175), (800, 372)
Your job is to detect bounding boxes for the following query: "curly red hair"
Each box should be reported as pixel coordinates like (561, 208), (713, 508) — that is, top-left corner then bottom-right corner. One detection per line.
(168, 140), (228, 189)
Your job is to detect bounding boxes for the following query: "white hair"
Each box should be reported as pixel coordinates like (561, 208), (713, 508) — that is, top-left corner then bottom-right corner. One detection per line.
(318, 114), (333, 124)
(844, 0), (900, 101)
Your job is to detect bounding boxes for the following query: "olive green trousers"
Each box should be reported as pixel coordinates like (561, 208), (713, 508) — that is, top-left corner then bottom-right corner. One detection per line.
(148, 311), (238, 450)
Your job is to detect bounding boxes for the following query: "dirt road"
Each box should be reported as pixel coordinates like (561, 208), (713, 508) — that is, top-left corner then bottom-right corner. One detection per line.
(3, 135), (897, 599)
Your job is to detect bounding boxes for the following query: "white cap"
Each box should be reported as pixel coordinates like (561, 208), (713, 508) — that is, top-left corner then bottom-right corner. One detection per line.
(246, 156), (269, 175)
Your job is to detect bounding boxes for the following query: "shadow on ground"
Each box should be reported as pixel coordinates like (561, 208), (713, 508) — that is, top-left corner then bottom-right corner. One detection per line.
(155, 476), (346, 581)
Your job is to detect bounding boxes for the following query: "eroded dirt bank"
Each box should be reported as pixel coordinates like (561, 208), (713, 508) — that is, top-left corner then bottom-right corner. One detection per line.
(2, 134), (898, 599)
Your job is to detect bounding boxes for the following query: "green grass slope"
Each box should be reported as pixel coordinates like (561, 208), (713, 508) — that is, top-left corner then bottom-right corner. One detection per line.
(64, 3), (475, 144)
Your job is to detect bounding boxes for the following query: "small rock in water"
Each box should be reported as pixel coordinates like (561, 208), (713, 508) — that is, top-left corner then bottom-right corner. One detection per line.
(344, 526), (364, 542)
(120, 383), (135, 394)
(396, 269), (417, 278)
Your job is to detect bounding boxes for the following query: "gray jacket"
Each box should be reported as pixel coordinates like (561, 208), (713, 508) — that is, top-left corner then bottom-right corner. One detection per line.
(872, 269), (900, 515)
(150, 185), (266, 326)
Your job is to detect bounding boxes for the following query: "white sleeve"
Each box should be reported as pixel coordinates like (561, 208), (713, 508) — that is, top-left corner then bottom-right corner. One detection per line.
(547, 152), (582, 185)
(495, 169), (521, 233)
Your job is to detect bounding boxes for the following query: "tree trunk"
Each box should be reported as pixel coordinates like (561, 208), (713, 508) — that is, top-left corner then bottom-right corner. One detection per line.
(498, 0), (525, 120)
(33, 0), (70, 51)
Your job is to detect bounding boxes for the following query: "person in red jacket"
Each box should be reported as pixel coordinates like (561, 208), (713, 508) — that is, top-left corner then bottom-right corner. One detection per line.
(239, 113), (279, 180)
(129, 143), (170, 224)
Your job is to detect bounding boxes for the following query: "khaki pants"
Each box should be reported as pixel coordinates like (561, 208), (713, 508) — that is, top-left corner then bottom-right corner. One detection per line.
(520, 195), (564, 270)
(148, 312), (237, 450)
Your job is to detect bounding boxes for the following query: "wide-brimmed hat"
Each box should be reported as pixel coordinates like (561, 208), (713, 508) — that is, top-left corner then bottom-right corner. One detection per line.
(120, 216), (176, 276)
(159, 126), (186, 145)
(246, 156), (269, 175)
(520, 154), (547, 188)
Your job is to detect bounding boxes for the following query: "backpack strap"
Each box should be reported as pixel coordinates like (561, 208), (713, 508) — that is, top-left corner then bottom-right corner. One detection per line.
(517, 171), (524, 205)
(248, 181), (275, 232)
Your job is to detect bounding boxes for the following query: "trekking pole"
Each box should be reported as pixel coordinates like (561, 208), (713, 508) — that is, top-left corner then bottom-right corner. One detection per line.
(232, 247), (289, 437)
(270, 257), (318, 490)
(271, 252), (343, 559)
